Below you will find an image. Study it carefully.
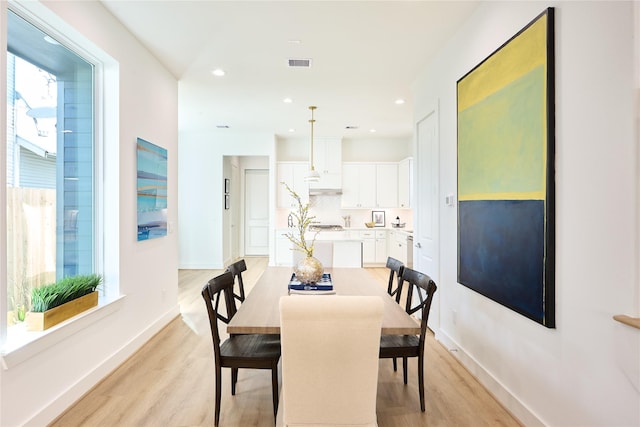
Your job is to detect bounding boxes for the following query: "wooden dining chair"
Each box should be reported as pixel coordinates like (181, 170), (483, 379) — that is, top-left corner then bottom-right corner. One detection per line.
(386, 256), (405, 304)
(379, 267), (437, 412)
(201, 271), (281, 426)
(385, 257), (405, 372)
(225, 259), (247, 303)
(278, 295), (384, 426)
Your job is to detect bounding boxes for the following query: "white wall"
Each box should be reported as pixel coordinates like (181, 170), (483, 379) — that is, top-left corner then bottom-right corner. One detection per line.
(178, 130), (276, 269)
(342, 137), (411, 162)
(0, 1), (179, 426)
(414, 1), (639, 426)
(276, 136), (412, 162)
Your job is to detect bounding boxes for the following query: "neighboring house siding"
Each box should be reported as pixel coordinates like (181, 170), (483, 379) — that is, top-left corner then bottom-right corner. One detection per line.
(59, 74), (94, 276)
(19, 147), (56, 188)
(7, 53), (16, 186)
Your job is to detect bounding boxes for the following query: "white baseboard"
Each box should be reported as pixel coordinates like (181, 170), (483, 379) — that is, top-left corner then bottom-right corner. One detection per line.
(24, 305), (180, 427)
(435, 329), (544, 427)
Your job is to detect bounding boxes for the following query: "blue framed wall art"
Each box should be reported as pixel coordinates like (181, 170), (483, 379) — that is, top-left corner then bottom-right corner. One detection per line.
(137, 137), (168, 241)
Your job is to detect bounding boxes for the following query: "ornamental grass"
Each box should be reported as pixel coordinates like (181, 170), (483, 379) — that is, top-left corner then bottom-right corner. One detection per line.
(31, 274), (102, 312)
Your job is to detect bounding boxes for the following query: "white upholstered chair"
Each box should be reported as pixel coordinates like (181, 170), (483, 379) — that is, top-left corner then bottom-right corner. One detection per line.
(277, 295), (384, 427)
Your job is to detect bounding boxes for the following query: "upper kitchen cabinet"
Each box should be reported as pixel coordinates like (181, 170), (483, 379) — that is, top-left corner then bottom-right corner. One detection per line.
(398, 157), (413, 208)
(342, 163), (398, 208)
(376, 163), (398, 208)
(277, 162), (309, 209)
(308, 138), (342, 189)
(342, 163), (376, 208)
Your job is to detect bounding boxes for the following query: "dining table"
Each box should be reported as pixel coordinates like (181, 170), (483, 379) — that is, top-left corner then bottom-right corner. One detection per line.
(227, 266), (420, 335)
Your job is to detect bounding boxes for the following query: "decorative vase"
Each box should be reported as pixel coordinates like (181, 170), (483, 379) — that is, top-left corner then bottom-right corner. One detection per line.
(294, 256), (324, 284)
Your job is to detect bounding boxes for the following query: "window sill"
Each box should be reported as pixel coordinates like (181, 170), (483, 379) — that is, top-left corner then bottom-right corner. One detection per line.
(613, 314), (640, 330)
(1, 294), (126, 370)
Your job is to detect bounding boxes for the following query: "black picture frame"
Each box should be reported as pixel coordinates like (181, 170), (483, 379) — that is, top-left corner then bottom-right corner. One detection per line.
(372, 211), (385, 227)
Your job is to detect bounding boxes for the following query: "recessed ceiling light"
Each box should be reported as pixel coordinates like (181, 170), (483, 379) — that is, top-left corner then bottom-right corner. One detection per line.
(211, 69), (225, 77)
(369, 129), (377, 133)
(288, 39), (302, 44)
(395, 99), (405, 105)
(44, 35), (60, 45)
(283, 98), (293, 103)
(289, 128), (295, 132)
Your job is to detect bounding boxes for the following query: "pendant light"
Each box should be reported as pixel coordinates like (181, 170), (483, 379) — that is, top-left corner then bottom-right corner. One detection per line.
(304, 105), (321, 182)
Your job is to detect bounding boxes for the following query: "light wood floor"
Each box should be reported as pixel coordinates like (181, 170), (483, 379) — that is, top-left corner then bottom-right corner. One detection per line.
(50, 257), (521, 427)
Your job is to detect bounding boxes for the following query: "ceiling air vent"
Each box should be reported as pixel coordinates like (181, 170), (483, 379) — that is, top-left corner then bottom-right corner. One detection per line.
(288, 58), (312, 68)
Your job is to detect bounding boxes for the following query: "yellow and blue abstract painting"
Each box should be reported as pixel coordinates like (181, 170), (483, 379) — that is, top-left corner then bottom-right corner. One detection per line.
(457, 8), (555, 327)
(137, 138), (168, 241)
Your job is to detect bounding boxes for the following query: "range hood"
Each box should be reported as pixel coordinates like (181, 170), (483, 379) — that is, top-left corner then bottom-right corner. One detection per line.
(309, 188), (343, 196)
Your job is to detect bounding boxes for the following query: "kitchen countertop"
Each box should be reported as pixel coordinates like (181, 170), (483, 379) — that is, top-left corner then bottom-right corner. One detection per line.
(277, 227), (413, 240)
(346, 227), (413, 234)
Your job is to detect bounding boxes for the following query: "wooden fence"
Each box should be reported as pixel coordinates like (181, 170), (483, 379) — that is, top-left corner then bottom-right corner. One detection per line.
(6, 187), (56, 316)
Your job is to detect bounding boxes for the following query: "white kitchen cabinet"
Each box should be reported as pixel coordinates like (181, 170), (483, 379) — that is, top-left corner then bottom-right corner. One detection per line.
(359, 230), (376, 264)
(374, 229), (388, 264)
(388, 230), (407, 264)
(398, 157), (413, 208)
(308, 137), (342, 189)
(360, 229), (387, 266)
(333, 241), (362, 267)
(275, 229), (294, 266)
(341, 163), (376, 208)
(278, 229), (362, 268)
(277, 162), (309, 209)
(376, 163), (398, 208)
(342, 163), (397, 208)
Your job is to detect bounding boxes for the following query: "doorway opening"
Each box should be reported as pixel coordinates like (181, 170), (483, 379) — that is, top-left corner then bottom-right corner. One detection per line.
(222, 156), (269, 264)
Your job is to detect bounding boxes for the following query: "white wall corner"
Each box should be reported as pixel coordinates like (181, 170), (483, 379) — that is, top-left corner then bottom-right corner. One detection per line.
(435, 330), (545, 427)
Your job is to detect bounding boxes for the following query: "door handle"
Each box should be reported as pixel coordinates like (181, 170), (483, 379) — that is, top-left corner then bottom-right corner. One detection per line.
(415, 242), (422, 249)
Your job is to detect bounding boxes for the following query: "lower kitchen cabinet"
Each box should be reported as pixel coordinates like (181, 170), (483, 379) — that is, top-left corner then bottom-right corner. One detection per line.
(360, 229), (387, 266)
(275, 230), (294, 266)
(388, 230), (407, 264)
(275, 229), (364, 267)
(333, 241), (363, 267)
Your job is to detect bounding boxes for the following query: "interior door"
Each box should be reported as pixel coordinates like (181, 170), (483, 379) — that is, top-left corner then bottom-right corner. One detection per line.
(415, 106), (440, 332)
(231, 163), (240, 260)
(245, 169), (269, 255)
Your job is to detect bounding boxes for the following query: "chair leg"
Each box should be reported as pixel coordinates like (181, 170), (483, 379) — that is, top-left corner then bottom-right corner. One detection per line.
(271, 364), (279, 421)
(215, 366), (222, 426)
(402, 357), (408, 385)
(392, 357), (397, 371)
(418, 355), (425, 412)
(231, 368), (238, 395)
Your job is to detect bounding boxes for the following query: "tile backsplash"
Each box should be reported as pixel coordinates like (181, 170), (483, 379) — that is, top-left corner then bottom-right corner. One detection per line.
(276, 194), (413, 230)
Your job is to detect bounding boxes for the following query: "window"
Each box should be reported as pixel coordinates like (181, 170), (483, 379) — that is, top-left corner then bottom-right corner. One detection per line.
(6, 10), (96, 327)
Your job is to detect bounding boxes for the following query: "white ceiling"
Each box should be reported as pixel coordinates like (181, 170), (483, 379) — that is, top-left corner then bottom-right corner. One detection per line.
(100, 1), (479, 140)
